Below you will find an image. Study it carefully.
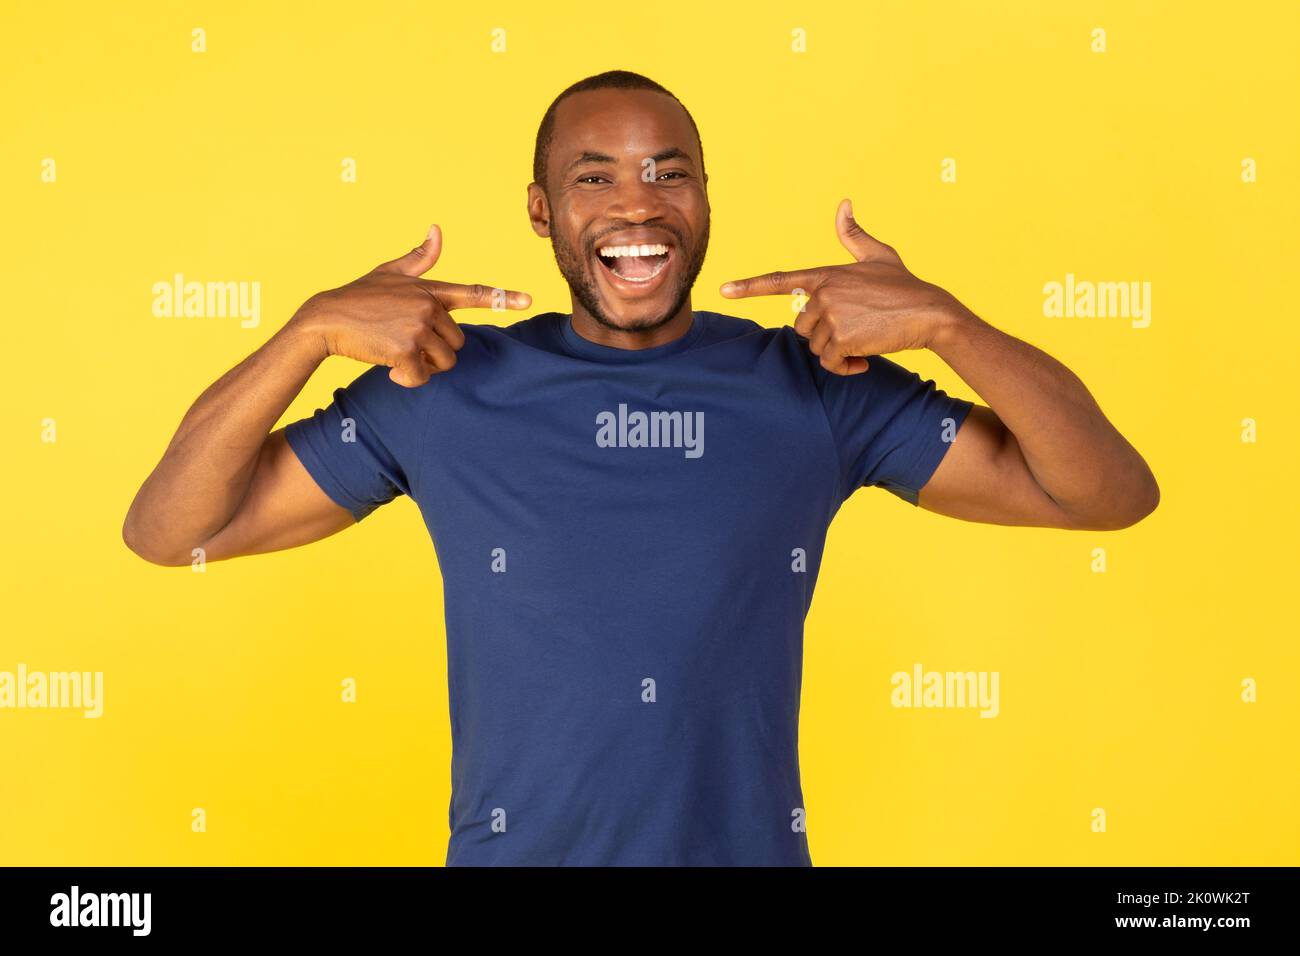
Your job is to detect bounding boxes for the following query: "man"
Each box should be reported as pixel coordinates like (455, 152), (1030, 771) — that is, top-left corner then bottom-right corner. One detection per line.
(123, 70), (1158, 866)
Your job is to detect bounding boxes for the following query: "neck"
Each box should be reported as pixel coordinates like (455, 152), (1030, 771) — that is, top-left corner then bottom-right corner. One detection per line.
(568, 299), (695, 350)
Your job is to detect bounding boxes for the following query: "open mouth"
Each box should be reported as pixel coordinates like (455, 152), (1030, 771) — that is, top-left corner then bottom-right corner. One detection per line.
(595, 242), (673, 292)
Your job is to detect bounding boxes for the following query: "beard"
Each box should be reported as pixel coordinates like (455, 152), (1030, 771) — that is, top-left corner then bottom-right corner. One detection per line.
(548, 216), (710, 333)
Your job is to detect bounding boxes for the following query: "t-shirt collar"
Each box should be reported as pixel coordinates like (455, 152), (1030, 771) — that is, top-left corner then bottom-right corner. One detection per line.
(556, 311), (705, 363)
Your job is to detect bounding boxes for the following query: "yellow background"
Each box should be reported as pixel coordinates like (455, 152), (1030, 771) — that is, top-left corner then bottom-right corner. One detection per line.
(2, 0), (1296, 865)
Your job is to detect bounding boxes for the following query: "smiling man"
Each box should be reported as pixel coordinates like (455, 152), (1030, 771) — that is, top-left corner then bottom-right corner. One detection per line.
(123, 70), (1159, 866)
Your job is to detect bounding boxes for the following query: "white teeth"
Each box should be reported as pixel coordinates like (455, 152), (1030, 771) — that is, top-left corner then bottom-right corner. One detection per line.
(597, 243), (669, 258)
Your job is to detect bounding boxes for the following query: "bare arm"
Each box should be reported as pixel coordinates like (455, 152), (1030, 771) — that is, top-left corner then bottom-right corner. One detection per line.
(720, 198), (1159, 531)
(122, 225), (532, 566)
(122, 323), (349, 566)
(917, 312), (1158, 530)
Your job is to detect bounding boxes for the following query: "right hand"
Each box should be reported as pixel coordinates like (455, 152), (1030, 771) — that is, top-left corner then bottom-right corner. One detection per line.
(290, 224), (533, 387)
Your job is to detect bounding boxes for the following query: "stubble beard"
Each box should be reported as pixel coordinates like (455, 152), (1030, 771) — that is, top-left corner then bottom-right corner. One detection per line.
(549, 218), (710, 334)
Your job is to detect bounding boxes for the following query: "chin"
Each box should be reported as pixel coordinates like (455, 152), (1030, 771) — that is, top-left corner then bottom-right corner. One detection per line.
(581, 281), (681, 333)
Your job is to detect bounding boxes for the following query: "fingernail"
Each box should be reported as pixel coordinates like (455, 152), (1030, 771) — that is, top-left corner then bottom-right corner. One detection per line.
(427, 223), (438, 241)
(720, 282), (737, 295)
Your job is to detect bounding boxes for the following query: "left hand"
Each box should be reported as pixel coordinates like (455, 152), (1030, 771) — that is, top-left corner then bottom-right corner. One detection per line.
(719, 199), (961, 374)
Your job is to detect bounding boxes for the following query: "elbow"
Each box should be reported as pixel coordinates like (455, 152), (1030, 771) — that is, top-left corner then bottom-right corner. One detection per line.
(1137, 472), (1161, 522)
(1121, 465), (1161, 528)
(1073, 468), (1160, 531)
(122, 511), (192, 567)
(1108, 482), (1159, 530)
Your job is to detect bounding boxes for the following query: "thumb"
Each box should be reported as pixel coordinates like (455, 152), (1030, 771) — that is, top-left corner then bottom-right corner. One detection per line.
(835, 199), (889, 262)
(380, 223), (444, 277)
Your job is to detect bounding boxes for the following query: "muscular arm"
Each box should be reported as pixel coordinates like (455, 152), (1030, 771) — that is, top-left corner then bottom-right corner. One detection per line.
(917, 309), (1159, 530)
(122, 323), (352, 566)
(123, 225), (531, 567)
(721, 199), (1158, 532)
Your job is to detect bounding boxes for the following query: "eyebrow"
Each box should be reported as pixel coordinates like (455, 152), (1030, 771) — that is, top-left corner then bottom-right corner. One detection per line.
(566, 147), (694, 174)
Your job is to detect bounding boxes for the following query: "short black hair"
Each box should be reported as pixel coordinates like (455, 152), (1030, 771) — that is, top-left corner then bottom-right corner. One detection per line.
(532, 70), (705, 192)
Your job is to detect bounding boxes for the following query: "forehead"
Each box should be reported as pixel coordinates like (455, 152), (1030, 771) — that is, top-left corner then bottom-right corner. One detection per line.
(551, 88), (699, 167)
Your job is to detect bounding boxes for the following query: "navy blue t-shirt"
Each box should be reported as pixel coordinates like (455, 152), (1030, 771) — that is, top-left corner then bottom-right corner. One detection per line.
(285, 310), (973, 866)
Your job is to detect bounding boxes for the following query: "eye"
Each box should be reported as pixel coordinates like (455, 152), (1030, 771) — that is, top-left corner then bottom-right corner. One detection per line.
(576, 171), (687, 185)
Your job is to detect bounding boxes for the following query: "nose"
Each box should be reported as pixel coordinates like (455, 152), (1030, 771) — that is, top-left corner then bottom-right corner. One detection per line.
(603, 173), (666, 223)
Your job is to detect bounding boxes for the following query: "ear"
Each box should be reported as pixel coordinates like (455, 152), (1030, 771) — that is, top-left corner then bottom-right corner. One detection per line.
(527, 182), (551, 238)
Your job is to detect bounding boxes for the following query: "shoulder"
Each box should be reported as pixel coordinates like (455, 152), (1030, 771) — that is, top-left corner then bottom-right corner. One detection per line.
(692, 310), (811, 363)
(699, 310), (811, 346)
(456, 311), (563, 353)
(690, 310), (820, 373)
(694, 310), (766, 339)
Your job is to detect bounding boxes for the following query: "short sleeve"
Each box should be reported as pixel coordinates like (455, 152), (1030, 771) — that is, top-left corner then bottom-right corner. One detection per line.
(814, 351), (974, 506)
(283, 364), (433, 521)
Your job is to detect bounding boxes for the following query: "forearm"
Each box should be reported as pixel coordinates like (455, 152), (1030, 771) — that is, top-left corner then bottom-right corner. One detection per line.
(928, 302), (1159, 527)
(123, 315), (329, 563)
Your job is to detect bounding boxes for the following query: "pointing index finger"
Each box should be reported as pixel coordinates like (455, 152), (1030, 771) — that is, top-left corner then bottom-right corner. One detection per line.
(423, 280), (533, 311)
(719, 268), (828, 299)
